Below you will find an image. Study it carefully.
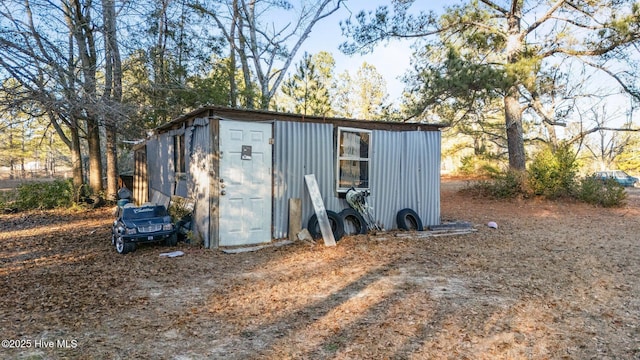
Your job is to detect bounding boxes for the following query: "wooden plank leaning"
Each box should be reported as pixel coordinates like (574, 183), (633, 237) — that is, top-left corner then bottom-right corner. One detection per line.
(304, 174), (337, 247)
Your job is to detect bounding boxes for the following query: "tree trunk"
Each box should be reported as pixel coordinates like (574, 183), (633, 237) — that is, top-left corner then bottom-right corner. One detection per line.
(105, 126), (118, 201)
(21, 131), (26, 178)
(8, 132), (14, 180)
(87, 120), (103, 193)
(47, 133), (55, 176)
(504, 88), (526, 170)
(236, 8), (254, 108)
(103, 0), (121, 201)
(504, 2), (526, 170)
(67, 0), (103, 194)
(70, 123), (84, 190)
(229, 53), (238, 108)
(229, 0), (239, 108)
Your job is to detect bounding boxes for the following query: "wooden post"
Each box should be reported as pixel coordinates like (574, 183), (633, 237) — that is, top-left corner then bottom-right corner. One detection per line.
(288, 198), (302, 242)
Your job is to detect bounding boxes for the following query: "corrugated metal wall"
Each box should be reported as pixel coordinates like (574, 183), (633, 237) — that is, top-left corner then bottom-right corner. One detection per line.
(376, 130), (441, 229)
(146, 127), (192, 199)
(143, 118), (441, 244)
(187, 118), (210, 245)
(273, 121), (338, 239)
(273, 121), (440, 239)
(143, 120), (211, 244)
(146, 132), (173, 197)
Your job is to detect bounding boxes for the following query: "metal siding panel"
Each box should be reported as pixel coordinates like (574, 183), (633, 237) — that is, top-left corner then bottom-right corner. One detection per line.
(369, 130), (403, 230)
(401, 132), (423, 219)
(404, 131), (440, 228)
(273, 121), (338, 239)
(187, 120), (211, 245)
(274, 124), (441, 238)
(427, 131), (442, 226)
(159, 134), (173, 196)
(146, 132), (178, 200)
(147, 137), (163, 194)
(145, 139), (157, 192)
(368, 130), (441, 230)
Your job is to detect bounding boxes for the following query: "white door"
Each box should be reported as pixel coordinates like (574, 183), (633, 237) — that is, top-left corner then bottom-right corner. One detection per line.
(219, 120), (272, 246)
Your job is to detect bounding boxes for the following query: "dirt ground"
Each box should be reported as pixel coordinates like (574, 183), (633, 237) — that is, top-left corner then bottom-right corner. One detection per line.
(1, 179), (639, 359)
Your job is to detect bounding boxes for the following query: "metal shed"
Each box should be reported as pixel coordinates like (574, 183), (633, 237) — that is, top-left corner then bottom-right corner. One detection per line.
(134, 106), (445, 248)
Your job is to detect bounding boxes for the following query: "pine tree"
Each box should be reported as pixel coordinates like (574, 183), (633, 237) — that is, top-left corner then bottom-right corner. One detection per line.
(281, 53), (332, 116)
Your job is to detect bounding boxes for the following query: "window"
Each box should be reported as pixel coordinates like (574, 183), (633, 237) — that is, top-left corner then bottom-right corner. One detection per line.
(174, 134), (185, 174)
(336, 127), (371, 192)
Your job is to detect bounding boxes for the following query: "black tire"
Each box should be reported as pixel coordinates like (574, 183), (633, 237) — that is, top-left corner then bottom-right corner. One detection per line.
(396, 208), (424, 231)
(338, 208), (368, 235)
(125, 242), (136, 253)
(307, 210), (345, 241)
(115, 236), (135, 254)
(165, 233), (178, 246)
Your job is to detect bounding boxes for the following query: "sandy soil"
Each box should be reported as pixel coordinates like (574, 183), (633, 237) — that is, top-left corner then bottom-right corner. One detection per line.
(1, 180), (639, 359)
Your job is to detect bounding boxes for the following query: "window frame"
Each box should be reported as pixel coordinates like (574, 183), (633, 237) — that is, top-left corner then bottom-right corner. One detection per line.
(335, 127), (372, 193)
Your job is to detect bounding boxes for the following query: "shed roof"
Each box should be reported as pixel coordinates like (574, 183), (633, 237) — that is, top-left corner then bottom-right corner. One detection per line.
(155, 106), (446, 133)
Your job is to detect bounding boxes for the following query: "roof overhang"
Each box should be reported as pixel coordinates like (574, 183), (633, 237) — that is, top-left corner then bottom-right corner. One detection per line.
(154, 106), (448, 134)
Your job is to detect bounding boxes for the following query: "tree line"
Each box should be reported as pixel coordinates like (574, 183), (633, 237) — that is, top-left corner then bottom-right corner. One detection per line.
(1, 0), (640, 201)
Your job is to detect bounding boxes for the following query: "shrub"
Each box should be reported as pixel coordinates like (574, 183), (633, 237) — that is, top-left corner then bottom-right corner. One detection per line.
(461, 144), (628, 207)
(528, 144), (578, 199)
(459, 155), (501, 177)
(470, 171), (627, 207)
(465, 170), (528, 199)
(0, 189), (19, 210)
(168, 196), (194, 222)
(577, 176), (626, 207)
(488, 170), (528, 198)
(15, 179), (74, 210)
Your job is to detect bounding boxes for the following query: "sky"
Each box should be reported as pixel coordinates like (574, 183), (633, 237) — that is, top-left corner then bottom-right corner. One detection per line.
(295, 1), (451, 103)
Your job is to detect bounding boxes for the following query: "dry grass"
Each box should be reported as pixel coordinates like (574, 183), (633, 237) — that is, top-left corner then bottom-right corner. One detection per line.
(1, 180), (639, 359)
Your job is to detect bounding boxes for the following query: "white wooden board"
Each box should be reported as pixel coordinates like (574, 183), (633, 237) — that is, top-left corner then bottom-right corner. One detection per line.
(304, 174), (336, 247)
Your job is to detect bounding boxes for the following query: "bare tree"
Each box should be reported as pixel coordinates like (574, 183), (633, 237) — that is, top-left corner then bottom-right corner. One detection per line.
(0, 0), (128, 195)
(65, 0), (104, 194)
(0, 1), (87, 188)
(572, 104), (637, 170)
(191, 0), (344, 109)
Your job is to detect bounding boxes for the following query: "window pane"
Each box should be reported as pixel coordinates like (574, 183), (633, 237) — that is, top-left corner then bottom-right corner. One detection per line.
(340, 131), (369, 158)
(338, 160), (369, 188)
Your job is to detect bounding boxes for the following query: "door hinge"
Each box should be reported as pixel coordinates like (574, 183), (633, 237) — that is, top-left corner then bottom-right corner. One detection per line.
(269, 138), (274, 145)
